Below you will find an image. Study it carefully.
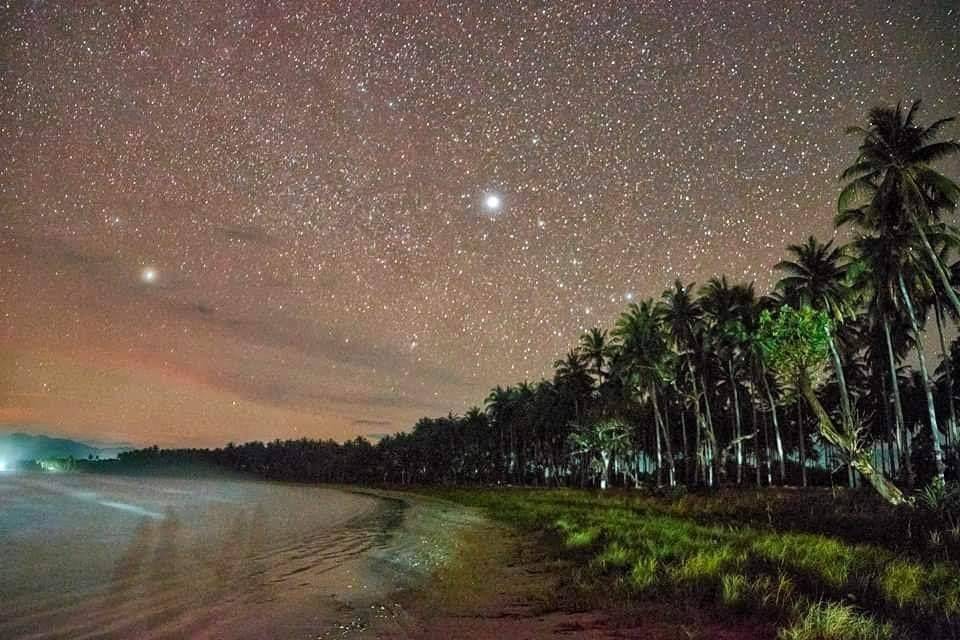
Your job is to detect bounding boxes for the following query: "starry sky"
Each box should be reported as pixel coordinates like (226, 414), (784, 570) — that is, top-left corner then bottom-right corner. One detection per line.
(1, 1), (958, 447)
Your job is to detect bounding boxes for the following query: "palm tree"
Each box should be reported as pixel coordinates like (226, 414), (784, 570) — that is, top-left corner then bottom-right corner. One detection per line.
(893, 234), (948, 481)
(744, 294), (787, 484)
(579, 327), (614, 386)
(758, 305), (907, 505)
(614, 300), (676, 486)
(840, 101), (960, 317)
(485, 385), (517, 482)
(848, 231), (914, 484)
(568, 419), (630, 490)
(700, 276), (755, 484)
(659, 279), (718, 485)
(554, 349), (593, 426)
(775, 236), (856, 484)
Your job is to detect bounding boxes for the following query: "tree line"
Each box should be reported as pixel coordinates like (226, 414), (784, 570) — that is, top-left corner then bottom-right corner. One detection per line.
(102, 102), (960, 503)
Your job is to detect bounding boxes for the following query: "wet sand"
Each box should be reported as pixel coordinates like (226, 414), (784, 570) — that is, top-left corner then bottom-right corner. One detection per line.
(360, 492), (775, 640)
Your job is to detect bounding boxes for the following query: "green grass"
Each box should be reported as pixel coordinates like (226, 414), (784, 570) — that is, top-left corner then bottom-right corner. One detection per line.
(778, 602), (893, 640)
(425, 487), (960, 638)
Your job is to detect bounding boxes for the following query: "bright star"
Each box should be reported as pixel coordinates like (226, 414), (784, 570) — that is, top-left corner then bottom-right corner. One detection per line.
(142, 267), (157, 284)
(483, 193), (502, 212)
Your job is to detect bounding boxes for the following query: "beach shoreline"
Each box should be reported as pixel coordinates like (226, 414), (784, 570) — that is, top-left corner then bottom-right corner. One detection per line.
(349, 488), (774, 640)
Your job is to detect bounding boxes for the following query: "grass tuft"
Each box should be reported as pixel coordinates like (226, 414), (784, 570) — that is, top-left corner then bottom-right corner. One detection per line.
(778, 602), (893, 640)
(629, 556), (659, 593)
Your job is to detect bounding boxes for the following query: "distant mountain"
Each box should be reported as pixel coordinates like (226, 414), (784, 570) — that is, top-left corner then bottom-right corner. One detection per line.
(0, 432), (131, 462)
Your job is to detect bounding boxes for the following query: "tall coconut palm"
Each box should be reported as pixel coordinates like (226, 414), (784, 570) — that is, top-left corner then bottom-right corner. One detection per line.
(659, 279), (719, 485)
(893, 234), (948, 481)
(579, 327), (614, 386)
(554, 349), (593, 426)
(485, 385), (517, 482)
(613, 300), (676, 486)
(848, 231), (915, 485)
(700, 276), (755, 484)
(839, 101), (960, 317)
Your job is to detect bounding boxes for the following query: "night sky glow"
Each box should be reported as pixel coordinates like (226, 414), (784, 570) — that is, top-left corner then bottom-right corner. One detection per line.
(1, 1), (958, 446)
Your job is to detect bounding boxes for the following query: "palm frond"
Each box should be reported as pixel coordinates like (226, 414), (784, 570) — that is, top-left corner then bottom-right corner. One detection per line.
(921, 116), (956, 142)
(837, 177), (877, 213)
(904, 99), (922, 128)
(915, 167), (960, 208)
(839, 161), (877, 182)
(913, 141), (960, 165)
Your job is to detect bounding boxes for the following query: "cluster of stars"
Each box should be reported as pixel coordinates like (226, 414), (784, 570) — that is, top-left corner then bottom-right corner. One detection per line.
(0, 1), (958, 445)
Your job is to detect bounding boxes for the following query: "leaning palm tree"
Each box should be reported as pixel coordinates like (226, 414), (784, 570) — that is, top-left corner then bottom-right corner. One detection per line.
(839, 101), (960, 317)
(758, 305), (907, 505)
(775, 236), (857, 484)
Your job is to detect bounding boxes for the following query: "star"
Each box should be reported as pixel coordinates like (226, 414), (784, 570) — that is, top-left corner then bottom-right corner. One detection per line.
(141, 267), (158, 284)
(483, 193), (503, 213)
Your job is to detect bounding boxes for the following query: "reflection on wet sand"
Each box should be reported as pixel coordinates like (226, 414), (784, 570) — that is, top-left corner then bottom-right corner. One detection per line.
(0, 476), (406, 640)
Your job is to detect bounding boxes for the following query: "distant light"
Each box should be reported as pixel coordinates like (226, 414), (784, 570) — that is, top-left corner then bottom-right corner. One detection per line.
(483, 193), (502, 212)
(625, 292), (634, 301)
(142, 267), (157, 283)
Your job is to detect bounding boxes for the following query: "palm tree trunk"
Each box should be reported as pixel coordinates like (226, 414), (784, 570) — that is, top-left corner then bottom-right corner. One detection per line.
(761, 369), (786, 483)
(934, 299), (958, 447)
(827, 334), (856, 488)
(797, 399), (808, 487)
(658, 388), (675, 486)
(827, 334), (854, 428)
(798, 372), (907, 506)
(679, 392), (690, 483)
(898, 272), (946, 481)
(686, 358), (706, 484)
(728, 359), (743, 484)
(906, 204), (960, 320)
(699, 369), (721, 486)
(752, 399), (761, 486)
(763, 409), (773, 485)
(654, 414), (663, 487)
(882, 313), (912, 486)
(651, 385), (674, 486)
